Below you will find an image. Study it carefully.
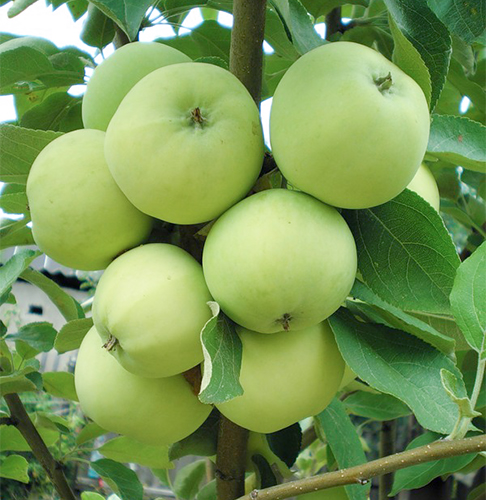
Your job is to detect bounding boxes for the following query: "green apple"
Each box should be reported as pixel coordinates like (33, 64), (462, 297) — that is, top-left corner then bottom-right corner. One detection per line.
(297, 487), (349, 500)
(93, 243), (213, 378)
(26, 129), (152, 271)
(270, 41), (430, 209)
(82, 41), (191, 131)
(339, 365), (357, 390)
(406, 163), (440, 211)
(216, 321), (345, 433)
(104, 62), (264, 224)
(202, 189), (357, 333)
(75, 327), (212, 445)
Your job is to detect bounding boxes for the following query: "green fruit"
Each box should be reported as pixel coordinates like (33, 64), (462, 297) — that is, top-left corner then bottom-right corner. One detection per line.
(82, 41), (191, 131)
(216, 321), (345, 433)
(104, 62), (264, 224)
(297, 486), (349, 500)
(270, 41), (430, 209)
(406, 163), (440, 211)
(93, 244), (213, 378)
(75, 327), (212, 445)
(203, 189), (357, 333)
(339, 365), (357, 390)
(26, 129), (152, 271)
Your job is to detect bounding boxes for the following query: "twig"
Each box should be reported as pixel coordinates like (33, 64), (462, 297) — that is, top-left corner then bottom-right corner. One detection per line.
(379, 420), (396, 500)
(236, 434), (486, 500)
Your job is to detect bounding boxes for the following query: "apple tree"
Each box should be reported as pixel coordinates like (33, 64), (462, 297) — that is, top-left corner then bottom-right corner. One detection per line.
(0, 1), (485, 500)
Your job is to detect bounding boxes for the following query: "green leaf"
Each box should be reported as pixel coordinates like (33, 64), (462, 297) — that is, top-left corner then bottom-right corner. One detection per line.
(159, 21), (231, 62)
(330, 308), (467, 434)
(169, 410), (218, 460)
(300, 0), (368, 18)
(7, 322), (57, 352)
(316, 398), (369, 500)
(266, 423), (302, 468)
(0, 424), (59, 451)
(55, 317), (93, 353)
(388, 14), (432, 105)
(448, 59), (486, 116)
(0, 184), (29, 214)
(251, 454), (278, 488)
(173, 460), (207, 500)
(91, 459), (144, 500)
(76, 422), (107, 446)
(427, 0), (485, 44)
(265, 7), (300, 60)
(384, 0), (452, 110)
(43, 371), (78, 401)
(0, 339), (14, 373)
(450, 242), (486, 354)
(390, 431), (477, 494)
(0, 249), (41, 297)
(427, 115), (486, 173)
(0, 454), (29, 483)
(262, 53), (293, 100)
(196, 479), (216, 500)
(349, 280), (456, 354)
(410, 311), (469, 350)
(81, 493), (106, 500)
(0, 367), (39, 397)
(199, 302), (243, 405)
(98, 436), (172, 469)
(0, 217), (35, 250)
(7, 0), (39, 18)
(440, 369), (480, 418)
(344, 391), (411, 420)
(89, 0), (153, 41)
(80, 3), (115, 49)
(270, 0), (325, 55)
(20, 92), (81, 131)
(67, 0), (89, 21)
(0, 124), (63, 184)
(343, 189), (460, 315)
(34, 411), (71, 433)
(20, 268), (84, 321)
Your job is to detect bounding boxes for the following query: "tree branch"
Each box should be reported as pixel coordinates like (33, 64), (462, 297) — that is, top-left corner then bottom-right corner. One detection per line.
(379, 420), (396, 500)
(4, 393), (77, 500)
(229, 0), (267, 105)
(237, 434), (486, 500)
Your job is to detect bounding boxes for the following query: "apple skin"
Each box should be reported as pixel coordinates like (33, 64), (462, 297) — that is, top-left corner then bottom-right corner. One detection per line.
(92, 243), (213, 378)
(75, 327), (212, 445)
(104, 62), (264, 224)
(202, 189), (357, 333)
(270, 41), (430, 209)
(406, 164), (440, 211)
(82, 41), (191, 131)
(26, 129), (152, 271)
(216, 321), (345, 433)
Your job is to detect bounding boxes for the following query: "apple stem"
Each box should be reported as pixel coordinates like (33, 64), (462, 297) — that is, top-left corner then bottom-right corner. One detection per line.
(375, 72), (393, 92)
(102, 334), (118, 351)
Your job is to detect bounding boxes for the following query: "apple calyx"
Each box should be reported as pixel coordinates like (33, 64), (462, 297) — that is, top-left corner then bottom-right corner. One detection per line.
(374, 72), (393, 93)
(190, 107), (206, 128)
(276, 313), (292, 331)
(102, 334), (118, 351)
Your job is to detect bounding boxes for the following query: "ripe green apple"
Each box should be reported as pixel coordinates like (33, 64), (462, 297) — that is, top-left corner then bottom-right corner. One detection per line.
(202, 189), (357, 333)
(297, 487), (349, 500)
(93, 243), (213, 378)
(104, 62), (264, 224)
(26, 129), (152, 271)
(216, 321), (345, 433)
(75, 327), (212, 445)
(406, 163), (440, 211)
(270, 41), (430, 209)
(82, 41), (191, 131)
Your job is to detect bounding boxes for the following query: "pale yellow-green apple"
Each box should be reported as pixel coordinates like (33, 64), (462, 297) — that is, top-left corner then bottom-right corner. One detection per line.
(26, 129), (152, 271)
(270, 41), (430, 209)
(75, 327), (212, 445)
(216, 321), (345, 433)
(82, 41), (191, 131)
(406, 163), (440, 211)
(297, 487), (349, 500)
(104, 62), (264, 224)
(202, 189), (357, 333)
(339, 365), (357, 390)
(93, 243), (212, 378)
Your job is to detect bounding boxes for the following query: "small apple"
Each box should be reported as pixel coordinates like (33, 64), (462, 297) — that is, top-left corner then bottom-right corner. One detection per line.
(270, 41), (430, 209)
(215, 321), (345, 433)
(82, 41), (191, 131)
(202, 189), (357, 333)
(75, 327), (212, 445)
(104, 62), (264, 224)
(406, 163), (440, 211)
(92, 243), (213, 378)
(26, 129), (152, 271)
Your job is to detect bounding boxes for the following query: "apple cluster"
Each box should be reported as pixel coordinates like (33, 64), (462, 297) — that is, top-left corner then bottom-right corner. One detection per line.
(26, 40), (435, 446)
